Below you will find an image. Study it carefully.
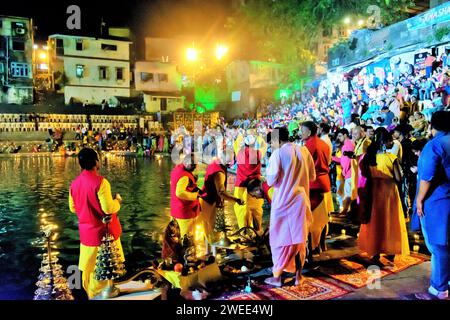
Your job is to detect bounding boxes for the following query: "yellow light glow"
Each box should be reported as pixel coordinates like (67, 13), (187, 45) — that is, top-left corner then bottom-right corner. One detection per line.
(39, 52), (47, 60)
(194, 224), (205, 242)
(186, 48), (198, 62)
(215, 45), (228, 60)
(358, 19), (364, 26)
(344, 17), (351, 24)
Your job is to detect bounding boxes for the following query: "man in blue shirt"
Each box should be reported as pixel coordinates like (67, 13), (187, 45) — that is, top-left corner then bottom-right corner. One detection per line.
(415, 111), (450, 300)
(381, 106), (395, 127)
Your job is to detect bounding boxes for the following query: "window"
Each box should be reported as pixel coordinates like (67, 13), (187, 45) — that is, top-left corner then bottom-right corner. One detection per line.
(76, 65), (84, 78)
(99, 66), (108, 80)
(76, 40), (83, 51)
(101, 43), (117, 51)
(158, 73), (168, 82)
(160, 98), (167, 111)
(116, 67), (124, 80)
(56, 38), (64, 55)
(11, 22), (26, 36)
(10, 62), (30, 77)
(140, 72), (154, 82)
(12, 40), (25, 51)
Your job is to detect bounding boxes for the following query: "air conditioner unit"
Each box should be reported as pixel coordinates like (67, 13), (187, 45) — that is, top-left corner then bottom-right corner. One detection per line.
(15, 28), (26, 35)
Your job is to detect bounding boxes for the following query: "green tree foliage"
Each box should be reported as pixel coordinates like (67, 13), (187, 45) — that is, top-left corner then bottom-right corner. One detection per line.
(227, 0), (415, 65)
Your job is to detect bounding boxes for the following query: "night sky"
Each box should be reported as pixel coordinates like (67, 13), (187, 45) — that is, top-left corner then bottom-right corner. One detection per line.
(2, 0), (232, 57)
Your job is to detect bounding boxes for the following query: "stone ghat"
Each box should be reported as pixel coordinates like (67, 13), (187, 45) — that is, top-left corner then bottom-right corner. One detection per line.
(0, 113), (161, 134)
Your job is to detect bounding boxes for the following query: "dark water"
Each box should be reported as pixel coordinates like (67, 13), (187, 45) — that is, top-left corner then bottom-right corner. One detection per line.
(0, 155), (174, 300)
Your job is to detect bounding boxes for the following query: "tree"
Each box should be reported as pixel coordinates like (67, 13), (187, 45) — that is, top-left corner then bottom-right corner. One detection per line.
(227, 0), (416, 65)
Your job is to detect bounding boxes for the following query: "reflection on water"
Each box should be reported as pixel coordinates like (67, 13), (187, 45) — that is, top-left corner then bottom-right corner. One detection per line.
(0, 155), (174, 299)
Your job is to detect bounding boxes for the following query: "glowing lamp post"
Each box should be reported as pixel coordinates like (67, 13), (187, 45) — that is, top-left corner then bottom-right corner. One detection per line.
(215, 44), (228, 61)
(186, 47), (199, 62)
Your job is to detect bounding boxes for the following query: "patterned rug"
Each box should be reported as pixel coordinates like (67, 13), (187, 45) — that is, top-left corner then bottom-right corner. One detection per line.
(318, 258), (391, 289)
(379, 254), (428, 274)
(214, 277), (350, 300)
(318, 254), (428, 289)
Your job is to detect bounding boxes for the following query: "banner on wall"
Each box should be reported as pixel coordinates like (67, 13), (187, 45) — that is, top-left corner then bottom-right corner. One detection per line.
(365, 59), (391, 83)
(414, 52), (429, 76)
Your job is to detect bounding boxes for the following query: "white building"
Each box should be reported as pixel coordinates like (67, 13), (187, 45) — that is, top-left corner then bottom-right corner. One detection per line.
(134, 61), (184, 113)
(0, 16), (34, 104)
(48, 34), (132, 105)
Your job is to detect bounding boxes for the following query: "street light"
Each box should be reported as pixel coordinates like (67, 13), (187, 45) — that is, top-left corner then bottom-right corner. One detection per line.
(215, 44), (228, 60)
(186, 47), (198, 62)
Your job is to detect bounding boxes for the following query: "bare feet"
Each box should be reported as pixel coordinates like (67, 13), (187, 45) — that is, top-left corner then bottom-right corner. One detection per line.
(264, 277), (282, 287)
(294, 275), (305, 286)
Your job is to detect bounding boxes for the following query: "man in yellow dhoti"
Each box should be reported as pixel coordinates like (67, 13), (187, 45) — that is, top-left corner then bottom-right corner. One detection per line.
(170, 153), (202, 240)
(301, 121), (331, 257)
(201, 158), (243, 243)
(69, 148), (124, 299)
(233, 134), (262, 230)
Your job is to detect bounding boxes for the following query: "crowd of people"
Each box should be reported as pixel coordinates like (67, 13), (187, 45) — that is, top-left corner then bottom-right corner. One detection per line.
(66, 52), (449, 300)
(164, 53), (450, 300)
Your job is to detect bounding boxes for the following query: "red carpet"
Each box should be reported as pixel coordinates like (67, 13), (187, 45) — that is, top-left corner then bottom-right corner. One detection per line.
(318, 253), (429, 289)
(215, 277), (350, 300)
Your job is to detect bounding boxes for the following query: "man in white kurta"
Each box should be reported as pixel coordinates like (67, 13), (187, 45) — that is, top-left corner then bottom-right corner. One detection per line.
(265, 127), (316, 287)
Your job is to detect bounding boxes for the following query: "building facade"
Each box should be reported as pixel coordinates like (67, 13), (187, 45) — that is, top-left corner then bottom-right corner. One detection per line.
(226, 60), (288, 118)
(48, 34), (132, 105)
(0, 16), (34, 104)
(134, 61), (184, 113)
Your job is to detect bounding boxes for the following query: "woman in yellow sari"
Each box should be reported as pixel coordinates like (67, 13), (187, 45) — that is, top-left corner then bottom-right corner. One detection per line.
(358, 128), (410, 263)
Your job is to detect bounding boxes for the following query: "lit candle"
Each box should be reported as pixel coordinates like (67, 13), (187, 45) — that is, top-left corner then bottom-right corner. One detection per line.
(413, 245), (420, 252)
(341, 229), (346, 236)
(413, 234), (420, 241)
